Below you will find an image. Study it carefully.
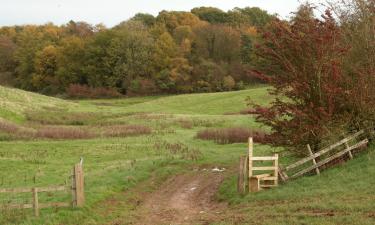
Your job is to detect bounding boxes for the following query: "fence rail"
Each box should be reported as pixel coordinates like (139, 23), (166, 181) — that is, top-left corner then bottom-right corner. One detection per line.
(280, 130), (369, 181)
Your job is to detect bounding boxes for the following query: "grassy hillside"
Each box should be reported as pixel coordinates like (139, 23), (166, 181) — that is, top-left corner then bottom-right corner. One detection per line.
(0, 85), (373, 225)
(0, 86), (77, 123)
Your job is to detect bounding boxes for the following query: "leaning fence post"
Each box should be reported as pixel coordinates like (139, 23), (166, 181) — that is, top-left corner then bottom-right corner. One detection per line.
(307, 144), (320, 175)
(32, 187), (39, 217)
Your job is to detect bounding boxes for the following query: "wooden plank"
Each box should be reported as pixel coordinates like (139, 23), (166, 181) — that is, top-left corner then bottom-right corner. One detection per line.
(237, 156), (246, 194)
(307, 144), (320, 175)
(261, 176), (277, 181)
(252, 156), (278, 161)
(1, 203), (33, 209)
(38, 186), (66, 192)
(252, 174), (271, 179)
(0, 188), (32, 193)
(249, 177), (260, 192)
(252, 166), (277, 171)
(290, 139), (368, 179)
(33, 188), (39, 217)
(39, 202), (70, 208)
(260, 184), (277, 188)
(0, 186), (65, 194)
(285, 130), (364, 171)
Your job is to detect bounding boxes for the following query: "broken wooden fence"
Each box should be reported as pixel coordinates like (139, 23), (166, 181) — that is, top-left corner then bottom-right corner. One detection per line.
(279, 130), (369, 181)
(0, 159), (84, 217)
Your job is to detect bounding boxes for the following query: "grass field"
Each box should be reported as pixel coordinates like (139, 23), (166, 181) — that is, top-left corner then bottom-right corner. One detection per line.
(0, 85), (374, 225)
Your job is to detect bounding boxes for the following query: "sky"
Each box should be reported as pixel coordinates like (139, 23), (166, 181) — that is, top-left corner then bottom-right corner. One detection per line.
(0, 0), (324, 27)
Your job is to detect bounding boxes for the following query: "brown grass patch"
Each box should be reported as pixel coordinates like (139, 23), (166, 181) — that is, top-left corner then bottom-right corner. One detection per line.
(36, 126), (95, 139)
(196, 127), (268, 144)
(0, 119), (20, 133)
(103, 125), (152, 137)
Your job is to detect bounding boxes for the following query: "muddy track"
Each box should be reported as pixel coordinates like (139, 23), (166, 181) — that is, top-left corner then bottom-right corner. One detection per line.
(132, 170), (228, 225)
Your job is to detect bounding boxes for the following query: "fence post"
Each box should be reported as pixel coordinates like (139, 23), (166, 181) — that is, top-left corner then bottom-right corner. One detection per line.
(71, 160), (84, 207)
(273, 154), (279, 185)
(32, 187), (39, 217)
(307, 144), (320, 175)
(237, 155), (248, 194)
(248, 137), (253, 192)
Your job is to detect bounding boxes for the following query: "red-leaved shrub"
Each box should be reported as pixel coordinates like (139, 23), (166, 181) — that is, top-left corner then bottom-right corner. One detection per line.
(66, 84), (122, 99)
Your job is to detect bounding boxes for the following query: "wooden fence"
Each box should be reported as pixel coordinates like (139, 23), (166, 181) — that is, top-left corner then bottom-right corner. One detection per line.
(279, 130), (369, 181)
(0, 159), (84, 217)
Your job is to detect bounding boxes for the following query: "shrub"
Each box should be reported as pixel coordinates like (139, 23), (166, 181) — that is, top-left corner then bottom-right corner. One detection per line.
(196, 127), (268, 144)
(103, 125), (152, 137)
(66, 84), (122, 99)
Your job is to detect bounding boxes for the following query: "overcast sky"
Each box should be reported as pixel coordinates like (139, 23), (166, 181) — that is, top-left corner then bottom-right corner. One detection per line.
(0, 0), (324, 27)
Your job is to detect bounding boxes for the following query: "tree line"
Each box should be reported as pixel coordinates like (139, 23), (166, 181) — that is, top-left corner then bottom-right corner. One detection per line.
(0, 7), (274, 97)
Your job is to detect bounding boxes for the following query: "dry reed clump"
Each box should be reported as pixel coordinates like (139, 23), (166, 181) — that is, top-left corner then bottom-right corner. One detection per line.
(196, 127), (268, 144)
(0, 119), (36, 139)
(36, 126), (95, 139)
(26, 111), (97, 125)
(0, 119), (20, 133)
(177, 119), (194, 129)
(103, 125), (152, 137)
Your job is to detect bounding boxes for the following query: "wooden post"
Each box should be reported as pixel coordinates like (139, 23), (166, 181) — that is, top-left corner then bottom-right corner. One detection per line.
(307, 144), (320, 175)
(71, 160), (85, 207)
(237, 156), (248, 194)
(71, 168), (76, 207)
(273, 154), (279, 185)
(249, 177), (260, 192)
(74, 163), (85, 207)
(248, 137), (253, 192)
(32, 187), (39, 217)
(345, 142), (353, 159)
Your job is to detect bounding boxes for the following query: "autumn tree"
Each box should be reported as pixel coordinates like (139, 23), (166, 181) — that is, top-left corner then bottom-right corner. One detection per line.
(250, 7), (353, 154)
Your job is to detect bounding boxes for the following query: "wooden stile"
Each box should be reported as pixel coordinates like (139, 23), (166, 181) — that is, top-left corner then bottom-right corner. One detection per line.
(246, 137), (279, 192)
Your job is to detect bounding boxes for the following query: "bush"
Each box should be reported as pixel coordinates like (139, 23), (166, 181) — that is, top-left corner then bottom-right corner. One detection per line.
(66, 84), (122, 99)
(196, 127), (268, 144)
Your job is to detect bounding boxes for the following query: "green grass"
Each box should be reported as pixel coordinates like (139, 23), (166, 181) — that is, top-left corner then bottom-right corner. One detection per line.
(0, 85), (374, 225)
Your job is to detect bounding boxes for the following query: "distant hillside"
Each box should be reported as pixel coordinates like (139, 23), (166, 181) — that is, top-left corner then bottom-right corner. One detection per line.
(0, 85), (77, 122)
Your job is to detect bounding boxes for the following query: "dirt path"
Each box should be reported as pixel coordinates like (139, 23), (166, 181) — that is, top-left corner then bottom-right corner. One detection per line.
(132, 169), (228, 225)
